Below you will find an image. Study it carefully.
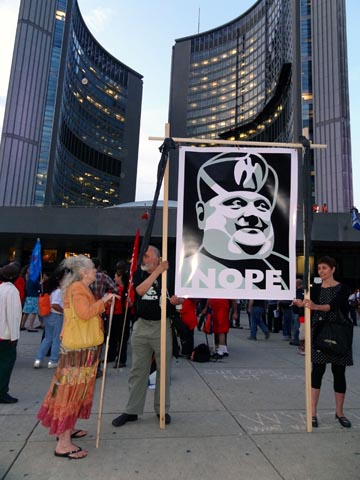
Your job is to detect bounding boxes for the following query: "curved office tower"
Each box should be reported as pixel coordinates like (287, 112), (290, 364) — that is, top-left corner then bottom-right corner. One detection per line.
(171, 0), (293, 143)
(169, 0), (352, 212)
(0, 0), (142, 206)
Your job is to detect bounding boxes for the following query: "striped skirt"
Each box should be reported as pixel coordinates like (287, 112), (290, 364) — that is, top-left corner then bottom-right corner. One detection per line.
(37, 345), (101, 435)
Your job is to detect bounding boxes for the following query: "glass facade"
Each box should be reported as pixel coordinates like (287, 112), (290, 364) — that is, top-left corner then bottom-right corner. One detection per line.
(169, 0), (352, 210)
(182, 0), (293, 143)
(35, 0), (68, 205)
(0, 0), (142, 207)
(50, 1), (141, 206)
(300, 0), (315, 203)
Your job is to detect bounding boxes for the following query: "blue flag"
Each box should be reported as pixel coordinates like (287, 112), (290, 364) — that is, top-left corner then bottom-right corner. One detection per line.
(29, 238), (42, 282)
(351, 208), (360, 231)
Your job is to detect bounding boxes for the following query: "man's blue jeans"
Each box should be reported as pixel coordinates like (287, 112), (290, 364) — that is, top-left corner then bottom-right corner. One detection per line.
(250, 306), (269, 338)
(282, 308), (292, 338)
(292, 313), (300, 343)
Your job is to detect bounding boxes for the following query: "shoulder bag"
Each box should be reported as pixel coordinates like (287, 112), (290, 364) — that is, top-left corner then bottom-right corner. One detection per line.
(38, 293), (51, 316)
(61, 291), (104, 349)
(313, 310), (353, 355)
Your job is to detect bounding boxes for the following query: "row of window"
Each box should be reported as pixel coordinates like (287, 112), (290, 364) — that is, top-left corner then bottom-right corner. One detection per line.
(190, 2), (267, 53)
(72, 3), (129, 87)
(63, 83), (126, 140)
(70, 38), (129, 108)
(220, 96), (293, 144)
(59, 121), (122, 177)
(52, 142), (121, 206)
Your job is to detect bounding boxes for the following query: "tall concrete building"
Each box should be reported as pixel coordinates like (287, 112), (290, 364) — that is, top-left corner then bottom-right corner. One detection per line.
(168, 0), (352, 212)
(0, 0), (143, 207)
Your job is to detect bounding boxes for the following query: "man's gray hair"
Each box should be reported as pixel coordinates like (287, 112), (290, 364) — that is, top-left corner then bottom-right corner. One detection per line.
(148, 245), (161, 258)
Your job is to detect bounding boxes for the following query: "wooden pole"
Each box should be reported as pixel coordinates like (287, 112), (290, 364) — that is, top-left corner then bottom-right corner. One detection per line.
(96, 296), (115, 448)
(304, 282), (312, 432)
(149, 135), (326, 149)
(300, 137), (313, 432)
(115, 303), (129, 369)
(159, 123), (170, 429)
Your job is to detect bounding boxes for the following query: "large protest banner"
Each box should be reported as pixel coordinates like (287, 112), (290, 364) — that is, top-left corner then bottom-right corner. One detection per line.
(175, 147), (298, 299)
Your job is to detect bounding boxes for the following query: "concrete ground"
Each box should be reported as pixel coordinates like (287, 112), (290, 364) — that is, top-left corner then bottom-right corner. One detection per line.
(1, 313), (360, 480)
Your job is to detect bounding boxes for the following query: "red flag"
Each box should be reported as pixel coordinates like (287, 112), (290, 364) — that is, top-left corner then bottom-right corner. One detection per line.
(127, 228), (140, 304)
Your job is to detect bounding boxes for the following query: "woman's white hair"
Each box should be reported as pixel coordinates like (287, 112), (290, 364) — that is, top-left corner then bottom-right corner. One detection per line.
(60, 255), (94, 295)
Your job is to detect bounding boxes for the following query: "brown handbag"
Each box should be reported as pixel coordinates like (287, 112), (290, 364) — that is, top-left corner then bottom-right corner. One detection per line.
(61, 292), (104, 349)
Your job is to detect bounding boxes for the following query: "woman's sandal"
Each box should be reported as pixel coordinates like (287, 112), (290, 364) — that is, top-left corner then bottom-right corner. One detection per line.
(54, 446), (88, 459)
(71, 429), (87, 439)
(56, 429), (87, 441)
(335, 414), (351, 428)
(312, 416), (318, 428)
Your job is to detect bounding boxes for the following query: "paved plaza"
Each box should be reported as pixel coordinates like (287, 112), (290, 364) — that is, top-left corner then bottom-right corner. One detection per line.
(1, 314), (360, 480)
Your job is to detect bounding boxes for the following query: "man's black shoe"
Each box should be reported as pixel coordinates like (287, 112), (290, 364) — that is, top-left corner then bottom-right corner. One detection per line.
(112, 413), (138, 427)
(289, 341), (300, 346)
(156, 413), (171, 425)
(0, 393), (18, 404)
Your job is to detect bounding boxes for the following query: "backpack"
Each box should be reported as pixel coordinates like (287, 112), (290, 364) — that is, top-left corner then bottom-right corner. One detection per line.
(38, 293), (51, 316)
(191, 343), (211, 363)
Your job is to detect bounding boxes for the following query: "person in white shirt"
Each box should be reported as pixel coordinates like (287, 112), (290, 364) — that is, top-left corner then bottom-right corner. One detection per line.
(33, 268), (65, 369)
(0, 263), (22, 404)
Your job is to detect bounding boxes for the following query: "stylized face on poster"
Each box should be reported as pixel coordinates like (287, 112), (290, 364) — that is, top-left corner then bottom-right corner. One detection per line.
(196, 152), (278, 260)
(175, 147), (298, 300)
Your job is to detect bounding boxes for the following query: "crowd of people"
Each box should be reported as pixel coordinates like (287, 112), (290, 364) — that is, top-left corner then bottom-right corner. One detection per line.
(0, 252), (356, 459)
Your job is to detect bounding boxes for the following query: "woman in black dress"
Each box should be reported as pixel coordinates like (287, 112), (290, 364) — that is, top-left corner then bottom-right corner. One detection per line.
(294, 256), (353, 428)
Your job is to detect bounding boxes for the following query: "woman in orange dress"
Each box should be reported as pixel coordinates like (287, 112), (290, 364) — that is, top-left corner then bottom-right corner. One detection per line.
(37, 255), (114, 459)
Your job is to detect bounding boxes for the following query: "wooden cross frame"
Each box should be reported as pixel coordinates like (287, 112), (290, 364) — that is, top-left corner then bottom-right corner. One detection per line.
(150, 124), (326, 432)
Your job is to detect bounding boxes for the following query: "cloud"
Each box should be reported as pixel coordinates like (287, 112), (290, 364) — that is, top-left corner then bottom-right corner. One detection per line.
(82, 7), (114, 33)
(136, 131), (162, 201)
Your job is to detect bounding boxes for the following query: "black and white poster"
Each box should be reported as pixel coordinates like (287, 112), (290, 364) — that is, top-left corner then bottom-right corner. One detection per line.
(175, 147), (298, 300)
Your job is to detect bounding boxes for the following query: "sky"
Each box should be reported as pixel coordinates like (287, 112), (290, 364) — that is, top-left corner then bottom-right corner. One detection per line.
(0, 0), (359, 207)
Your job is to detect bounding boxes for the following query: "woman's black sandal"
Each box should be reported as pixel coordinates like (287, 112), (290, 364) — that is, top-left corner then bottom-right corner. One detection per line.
(335, 414), (351, 428)
(312, 416), (318, 428)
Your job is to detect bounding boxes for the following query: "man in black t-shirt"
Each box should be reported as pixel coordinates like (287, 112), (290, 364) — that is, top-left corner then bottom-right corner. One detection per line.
(112, 245), (182, 427)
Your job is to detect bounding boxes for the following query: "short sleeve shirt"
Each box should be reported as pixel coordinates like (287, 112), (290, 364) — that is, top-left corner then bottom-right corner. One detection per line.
(133, 269), (162, 320)
(50, 288), (63, 314)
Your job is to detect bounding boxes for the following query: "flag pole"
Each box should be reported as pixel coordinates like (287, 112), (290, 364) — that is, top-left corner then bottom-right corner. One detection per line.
(115, 303), (129, 369)
(96, 295), (115, 448)
(300, 136), (313, 432)
(115, 228), (140, 369)
(159, 123), (170, 429)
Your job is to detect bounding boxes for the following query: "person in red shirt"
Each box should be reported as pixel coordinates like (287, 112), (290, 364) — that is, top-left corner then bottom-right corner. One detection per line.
(107, 262), (132, 366)
(202, 298), (237, 358)
(178, 298), (198, 357)
(14, 269), (26, 305)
